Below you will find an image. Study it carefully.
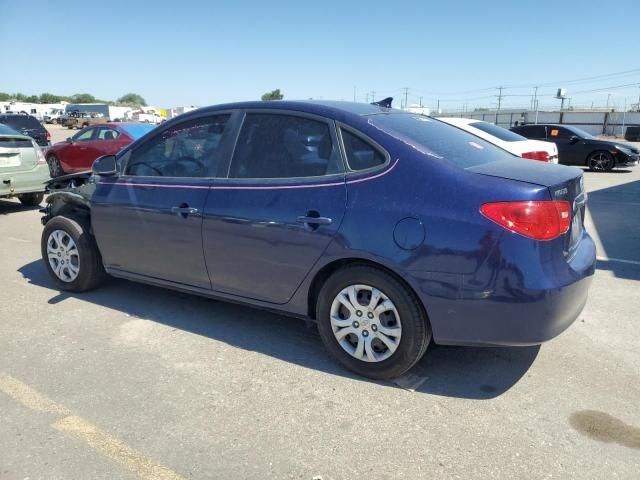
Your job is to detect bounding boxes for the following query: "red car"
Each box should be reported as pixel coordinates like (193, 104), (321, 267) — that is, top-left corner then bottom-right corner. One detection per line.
(46, 123), (156, 176)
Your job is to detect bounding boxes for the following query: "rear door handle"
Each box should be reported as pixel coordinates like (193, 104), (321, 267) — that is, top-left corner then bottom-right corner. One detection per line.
(171, 205), (199, 218)
(297, 216), (332, 225)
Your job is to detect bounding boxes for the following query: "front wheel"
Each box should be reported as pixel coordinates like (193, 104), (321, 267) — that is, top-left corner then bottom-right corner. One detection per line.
(41, 215), (105, 292)
(47, 154), (64, 177)
(316, 265), (431, 379)
(18, 192), (44, 206)
(587, 151), (614, 171)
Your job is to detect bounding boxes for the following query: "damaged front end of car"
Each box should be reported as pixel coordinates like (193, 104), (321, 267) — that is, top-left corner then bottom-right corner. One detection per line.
(40, 171), (96, 226)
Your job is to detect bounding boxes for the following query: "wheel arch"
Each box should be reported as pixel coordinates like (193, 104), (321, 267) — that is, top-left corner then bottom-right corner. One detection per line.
(306, 257), (429, 322)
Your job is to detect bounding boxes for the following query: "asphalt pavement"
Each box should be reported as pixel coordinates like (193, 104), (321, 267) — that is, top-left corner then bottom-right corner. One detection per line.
(0, 127), (638, 479)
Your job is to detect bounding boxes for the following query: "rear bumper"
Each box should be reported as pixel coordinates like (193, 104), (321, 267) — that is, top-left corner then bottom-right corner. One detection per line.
(0, 164), (50, 197)
(409, 232), (596, 347)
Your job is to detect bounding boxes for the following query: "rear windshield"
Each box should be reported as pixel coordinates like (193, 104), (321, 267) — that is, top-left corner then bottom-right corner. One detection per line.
(468, 121), (526, 142)
(0, 115), (42, 130)
(368, 114), (515, 168)
(120, 123), (157, 139)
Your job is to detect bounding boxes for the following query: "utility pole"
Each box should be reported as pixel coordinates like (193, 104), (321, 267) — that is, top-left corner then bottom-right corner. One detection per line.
(437, 98), (440, 113)
(371, 91), (376, 102)
(419, 96), (423, 107)
(365, 92), (369, 103)
(403, 87), (409, 109)
(353, 86), (356, 102)
(606, 93), (611, 109)
(497, 86), (504, 112)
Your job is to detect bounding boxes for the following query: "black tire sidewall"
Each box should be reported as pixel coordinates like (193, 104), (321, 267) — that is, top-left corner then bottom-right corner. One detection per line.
(316, 265), (431, 380)
(18, 192), (44, 206)
(41, 215), (104, 292)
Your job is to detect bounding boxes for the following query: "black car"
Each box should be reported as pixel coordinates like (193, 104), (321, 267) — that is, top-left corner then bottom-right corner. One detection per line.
(511, 124), (639, 171)
(0, 113), (50, 147)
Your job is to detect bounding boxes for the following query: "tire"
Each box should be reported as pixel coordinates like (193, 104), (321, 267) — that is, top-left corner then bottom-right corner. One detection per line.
(18, 192), (45, 206)
(316, 265), (431, 380)
(47, 154), (64, 177)
(41, 215), (105, 292)
(587, 151), (614, 172)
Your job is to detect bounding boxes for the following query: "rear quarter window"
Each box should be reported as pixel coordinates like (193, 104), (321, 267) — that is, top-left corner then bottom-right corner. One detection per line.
(369, 114), (515, 168)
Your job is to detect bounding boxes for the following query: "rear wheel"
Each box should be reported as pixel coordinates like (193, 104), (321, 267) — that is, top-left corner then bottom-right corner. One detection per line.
(47, 154), (64, 177)
(587, 151), (614, 171)
(41, 215), (105, 292)
(18, 192), (44, 206)
(316, 265), (431, 379)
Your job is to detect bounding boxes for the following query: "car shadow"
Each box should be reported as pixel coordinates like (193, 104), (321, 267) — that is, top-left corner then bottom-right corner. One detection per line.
(0, 199), (42, 215)
(19, 259), (538, 399)
(586, 179), (640, 280)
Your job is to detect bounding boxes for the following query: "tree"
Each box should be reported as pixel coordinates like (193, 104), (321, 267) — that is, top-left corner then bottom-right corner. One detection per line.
(116, 93), (147, 106)
(261, 89), (284, 101)
(0, 92), (11, 101)
(70, 93), (98, 103)
(39, 93), (62, 104)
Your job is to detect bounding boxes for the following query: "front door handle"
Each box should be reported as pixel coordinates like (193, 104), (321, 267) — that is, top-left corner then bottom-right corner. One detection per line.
(171, 204), (199, 218)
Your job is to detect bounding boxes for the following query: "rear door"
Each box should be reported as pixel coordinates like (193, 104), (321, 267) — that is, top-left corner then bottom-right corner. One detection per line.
(91, 113), (235, 289)
(202, 111), (346, 304)
(94, 126), (128, 156)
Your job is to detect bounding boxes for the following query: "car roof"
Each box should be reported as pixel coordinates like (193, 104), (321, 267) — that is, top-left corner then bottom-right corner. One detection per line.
(179, 100), (407, 123)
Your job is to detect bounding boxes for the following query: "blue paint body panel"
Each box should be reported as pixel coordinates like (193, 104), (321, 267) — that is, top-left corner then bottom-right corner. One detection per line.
(89, 100), (596, 347)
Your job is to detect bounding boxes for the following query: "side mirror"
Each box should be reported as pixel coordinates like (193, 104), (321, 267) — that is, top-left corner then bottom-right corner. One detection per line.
(92, 155), (118, 176)
(569, 135), (580, 144)
(66, 137), (74, 143)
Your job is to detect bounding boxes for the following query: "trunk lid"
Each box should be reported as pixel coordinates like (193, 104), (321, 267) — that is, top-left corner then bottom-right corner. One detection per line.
(469, 159), (586, 256)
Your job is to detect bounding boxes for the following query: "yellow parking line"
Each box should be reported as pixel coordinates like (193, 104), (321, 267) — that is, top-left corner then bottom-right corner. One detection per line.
(0, 373), (69, 415)
(0, 372), (185, 480)
(54, 416), (185, 480)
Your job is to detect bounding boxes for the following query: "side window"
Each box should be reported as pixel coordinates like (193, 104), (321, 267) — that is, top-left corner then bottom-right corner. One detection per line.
(73, 128), (96, 142)
(125, 115), (230, 178)
(96, 127), (120, 141)
(340, 128), (386, 171)
(229, 114), (342, 179)
(549, 127), (571, 139)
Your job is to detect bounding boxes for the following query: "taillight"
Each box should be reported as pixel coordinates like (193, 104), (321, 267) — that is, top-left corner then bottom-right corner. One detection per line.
(480, 201), (571, 240)
(46, 131), (51, 141)
(521, 151), (550, 162)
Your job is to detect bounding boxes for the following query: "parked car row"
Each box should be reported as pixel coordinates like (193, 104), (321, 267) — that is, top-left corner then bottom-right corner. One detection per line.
(511, 123), (640, 171)
(39, 100), (596, 380)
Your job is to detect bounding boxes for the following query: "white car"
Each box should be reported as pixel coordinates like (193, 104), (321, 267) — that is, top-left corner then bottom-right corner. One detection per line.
(438, 117), (559, 164)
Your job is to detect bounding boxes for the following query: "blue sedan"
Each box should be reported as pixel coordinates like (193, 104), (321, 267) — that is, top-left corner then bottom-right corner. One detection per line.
(40, 100), (596, 379)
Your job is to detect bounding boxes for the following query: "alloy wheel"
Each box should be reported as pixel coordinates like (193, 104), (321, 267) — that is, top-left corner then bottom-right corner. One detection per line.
(47, 230), (80, 282)
(330, 284), (402, 362)
(588, 152), (612, 171)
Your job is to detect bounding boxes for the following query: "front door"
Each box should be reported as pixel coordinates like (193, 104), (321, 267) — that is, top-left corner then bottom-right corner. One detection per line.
(548, 126), (580, 165)
(203, 111), (347, 304)
(92, 113), (235, 289)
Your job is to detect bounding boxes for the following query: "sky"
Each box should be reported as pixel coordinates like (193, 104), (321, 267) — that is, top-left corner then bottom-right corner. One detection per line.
(2, 0), (640, 112)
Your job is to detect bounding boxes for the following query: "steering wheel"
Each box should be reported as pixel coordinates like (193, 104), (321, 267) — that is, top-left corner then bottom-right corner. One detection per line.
(175, 157), (206, 175)
(130, 162), (163, 176)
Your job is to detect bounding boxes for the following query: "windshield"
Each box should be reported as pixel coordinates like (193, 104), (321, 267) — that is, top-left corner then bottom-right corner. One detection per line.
(120, 123), (157, 139)
(468, 121), (526, 142)
(367, 114), (516, 168)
